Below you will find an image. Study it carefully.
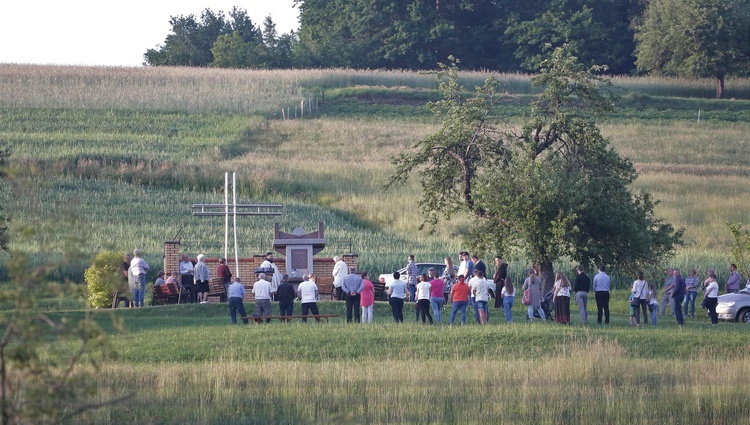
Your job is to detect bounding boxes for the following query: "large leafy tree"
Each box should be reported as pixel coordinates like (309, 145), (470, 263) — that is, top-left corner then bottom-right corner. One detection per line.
(506, 0), (643, 74)
(387, 47), (682, 289)
(634, 0), (750, 98)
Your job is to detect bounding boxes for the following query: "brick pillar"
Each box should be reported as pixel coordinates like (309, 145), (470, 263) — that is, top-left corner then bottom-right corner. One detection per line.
(164, 241), (180, 276)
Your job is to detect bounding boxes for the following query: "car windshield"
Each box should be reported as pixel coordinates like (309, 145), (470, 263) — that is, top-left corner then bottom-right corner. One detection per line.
(419, 265), (445, 276)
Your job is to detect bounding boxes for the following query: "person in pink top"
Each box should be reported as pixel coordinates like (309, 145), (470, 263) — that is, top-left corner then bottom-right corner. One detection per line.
(428, 268), (446, 324)
(360, 272), (375, 323)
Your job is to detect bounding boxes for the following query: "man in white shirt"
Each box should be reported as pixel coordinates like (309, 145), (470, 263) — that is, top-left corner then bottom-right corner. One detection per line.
(297, 274), (321, 323)
(470, 270), (490, 325)
(179, 254), (196, 303)
(387, 272), (406, 323)
(228, 277), (248, 324)
(332, 256), (347, 300)
(252, 273), (274, 323)
(130, 249), (149, 308)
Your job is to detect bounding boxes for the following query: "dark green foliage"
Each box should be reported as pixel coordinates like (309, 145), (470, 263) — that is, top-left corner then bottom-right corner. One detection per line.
(634, 0), (750, 98)
(144, 7), (292, 69)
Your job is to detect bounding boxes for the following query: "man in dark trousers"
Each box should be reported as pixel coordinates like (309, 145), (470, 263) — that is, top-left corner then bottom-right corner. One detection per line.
(343, 267), (364, 323)
(574, 265), (591, 325)
(671, 268), (686, 326)
(277, 274), (296, 322)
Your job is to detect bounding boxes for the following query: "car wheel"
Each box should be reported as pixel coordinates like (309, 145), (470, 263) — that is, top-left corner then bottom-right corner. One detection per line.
(738, 308), (750, 324)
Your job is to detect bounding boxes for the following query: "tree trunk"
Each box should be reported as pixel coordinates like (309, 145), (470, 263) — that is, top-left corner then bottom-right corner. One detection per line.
(716, 74), (725, 99)
(539, 261), (555, 295)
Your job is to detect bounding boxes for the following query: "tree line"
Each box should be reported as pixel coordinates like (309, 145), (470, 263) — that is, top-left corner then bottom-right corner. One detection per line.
(144, 0), (750, 97)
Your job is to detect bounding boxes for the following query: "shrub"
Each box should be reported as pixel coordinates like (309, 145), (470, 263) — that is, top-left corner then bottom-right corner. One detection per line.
(85, 251), (129, 308)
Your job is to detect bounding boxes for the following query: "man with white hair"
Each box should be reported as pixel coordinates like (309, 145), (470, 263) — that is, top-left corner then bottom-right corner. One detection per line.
(253, 273), (274, 322)
(332, 255), (347, 301)
(260, 252), (283, 301)
(130, 249), (149, 308)
(194, 254), (210, 304)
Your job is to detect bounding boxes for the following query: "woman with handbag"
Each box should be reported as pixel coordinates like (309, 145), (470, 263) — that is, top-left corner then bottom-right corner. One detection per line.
(703, 273), (720, 325)
(631, 271), (650, 326)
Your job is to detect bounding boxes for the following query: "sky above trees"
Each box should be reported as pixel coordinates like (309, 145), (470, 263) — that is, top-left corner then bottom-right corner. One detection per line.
(0, 0), (298, 66)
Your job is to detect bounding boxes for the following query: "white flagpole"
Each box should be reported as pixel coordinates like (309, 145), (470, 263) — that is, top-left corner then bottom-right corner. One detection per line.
(224, 172), (229, 261)
(233, 172), (239, 277)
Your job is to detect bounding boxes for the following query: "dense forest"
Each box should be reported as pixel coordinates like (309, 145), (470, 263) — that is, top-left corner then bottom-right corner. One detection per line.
(144, 0), (750, 97)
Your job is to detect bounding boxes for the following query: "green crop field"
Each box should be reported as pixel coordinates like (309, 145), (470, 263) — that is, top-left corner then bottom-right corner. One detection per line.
(1, 64), (749, 423)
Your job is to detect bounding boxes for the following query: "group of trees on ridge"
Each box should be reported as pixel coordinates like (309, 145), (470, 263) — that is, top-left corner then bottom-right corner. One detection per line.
(148, 0), (748, 98)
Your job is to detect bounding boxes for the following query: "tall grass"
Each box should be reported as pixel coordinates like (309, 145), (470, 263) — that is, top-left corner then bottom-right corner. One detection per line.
(38, 302), (748, 424)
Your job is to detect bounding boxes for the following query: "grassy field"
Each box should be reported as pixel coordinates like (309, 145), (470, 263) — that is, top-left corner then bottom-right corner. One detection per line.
(29, 296), (747, 424)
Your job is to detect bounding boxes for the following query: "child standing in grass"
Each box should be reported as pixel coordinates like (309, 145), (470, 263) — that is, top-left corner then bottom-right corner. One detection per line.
(628, 294), (636, 325)
(648, 282), (659, 326)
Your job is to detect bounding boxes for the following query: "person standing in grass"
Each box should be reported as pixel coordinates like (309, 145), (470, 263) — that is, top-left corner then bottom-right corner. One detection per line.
(442, 257), (456, 302)
(659, 268), (676, 316)
(405, 254), (419, 320)
(493, 257), (508, 309)
(523, 269), (545, 322)
(277, 274), (296, 321)
(593, 265), (610, 325)
(179, 254), (196, 303)
(671, 268), (686, 326)
(343, 267), (364, 323)
(471, 270), (490, 325)
(573, 265), (590, 325)
(726, 264), (742, 294)
(553, 271), (571, 325)
(449, 275), (471, 325)
(298, 274), (321, 323)
(194, 254), (210, 304)
(501, 278), (515, 323)
(332, 256), (347, 301)
(228, 277), (248, 324)
(703, 273), (720, 325)
(130, 249), (149, 308)
(648, 282), (659, 326)
(416, 274), (434, 324)
(217, 257), (232, 293)
(388, 272), (406, 323)
(631, 271), (650, 326)
(360, 272), (375, 324)
(683, 268), (699, 318)
(428, 268), (445, 324)
(252, 273), (274, 323)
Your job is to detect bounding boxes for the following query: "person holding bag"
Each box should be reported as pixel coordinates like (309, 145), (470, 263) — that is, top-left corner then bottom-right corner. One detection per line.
(631, 271), (650, 326)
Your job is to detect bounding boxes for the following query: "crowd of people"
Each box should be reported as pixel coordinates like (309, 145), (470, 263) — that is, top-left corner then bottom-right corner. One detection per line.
(121, 248), (745, 327)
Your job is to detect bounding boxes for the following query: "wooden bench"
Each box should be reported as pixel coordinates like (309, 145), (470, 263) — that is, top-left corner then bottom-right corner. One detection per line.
(240, 314), (340, 323)
(151, 283), (180, 306)
(207, 277), (228, 303)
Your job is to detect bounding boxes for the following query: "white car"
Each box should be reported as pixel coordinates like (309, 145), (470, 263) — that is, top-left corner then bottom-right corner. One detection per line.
(716, 286), (750, 323)
(379, 263), (457, 287)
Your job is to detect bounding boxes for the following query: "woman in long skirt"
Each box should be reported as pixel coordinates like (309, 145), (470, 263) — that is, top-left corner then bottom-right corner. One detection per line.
(553, 271), (571, 324)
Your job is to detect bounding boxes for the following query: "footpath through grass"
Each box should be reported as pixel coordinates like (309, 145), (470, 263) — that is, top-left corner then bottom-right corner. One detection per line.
(53, 296), (750, 424)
